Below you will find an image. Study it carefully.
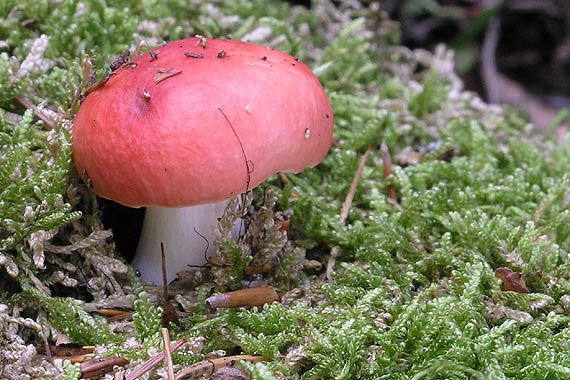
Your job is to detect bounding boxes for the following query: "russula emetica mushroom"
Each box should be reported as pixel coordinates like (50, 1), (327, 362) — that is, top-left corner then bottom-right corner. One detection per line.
(72, 37), (333, 284)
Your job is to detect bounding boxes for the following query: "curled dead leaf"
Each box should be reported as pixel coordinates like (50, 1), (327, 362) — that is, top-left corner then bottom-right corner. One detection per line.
(495, 267), (529, 293)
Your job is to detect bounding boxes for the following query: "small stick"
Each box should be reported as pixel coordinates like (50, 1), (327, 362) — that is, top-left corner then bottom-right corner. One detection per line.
(125, 338), (184, 380)
(37, 343), (94, 357)
(205, 287), (279, 308)
(107, 312), (133, 322)
(98, 308), (132, 317)
(134, 40), (144, 56)
(339, 144), (373, 225)
(161, 242), (168, 301)
(161, 328), (175, 380)
(175, 355), (267, 380)
(244, 263), (274, 275)
(80, 357), (129, 378)
(67, 56), (92, 119)
(15, 96), (56, 129)
(160, 243), (180, 326)
(327, 144), (373, 279)
(114, 371), (126, 380)
(39, 354), (89, 363)
(105, 309), (190, 323)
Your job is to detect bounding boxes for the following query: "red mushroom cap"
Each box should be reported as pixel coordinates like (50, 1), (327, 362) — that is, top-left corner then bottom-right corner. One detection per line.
(73, 37), (333, 207)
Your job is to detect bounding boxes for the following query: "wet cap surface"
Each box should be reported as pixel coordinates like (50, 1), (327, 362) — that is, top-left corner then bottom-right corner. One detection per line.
(73, 37), (333, 207)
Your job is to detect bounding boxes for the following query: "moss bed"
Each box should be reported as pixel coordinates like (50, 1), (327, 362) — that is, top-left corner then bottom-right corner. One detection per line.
(1, 1), (569, 379)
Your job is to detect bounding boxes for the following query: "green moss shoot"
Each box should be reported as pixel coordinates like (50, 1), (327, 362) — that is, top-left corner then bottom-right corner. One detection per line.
(0, 1), (569, 379)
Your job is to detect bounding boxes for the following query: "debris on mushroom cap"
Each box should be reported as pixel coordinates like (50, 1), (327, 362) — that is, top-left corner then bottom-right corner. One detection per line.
(153, 68), (182, 84)
(72, 37), (333, 207)
(183, 51), (203, 58)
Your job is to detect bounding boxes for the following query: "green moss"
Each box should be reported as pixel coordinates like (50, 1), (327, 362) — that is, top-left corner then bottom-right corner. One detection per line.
(1, 1), (569, 379)
(23, 285), (119, 346)
(130, 269), (163, 345)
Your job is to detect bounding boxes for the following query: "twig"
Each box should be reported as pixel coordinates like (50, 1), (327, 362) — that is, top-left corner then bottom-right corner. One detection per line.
(67, 56), (92, 119)
(161, 328), (175, 380)
(161, 242), (168, 301)
(98, 308), (131, 318)
(134, 40), (144, 56)
(80, 357), (129, 378)
(15, 96), (56, 129)
(175, 355), (267, 380)
(125, 338), (184, 380)
(244, 263), (274, 275)
(160, 243), (181, 326)
(205, 287), (279, 308)
(101, 309), (190, 322)
(326, 144), (373, 279)
(107, 312), (133, 321)
(39, 354), (89, 363)
(340, 144), (373, 225)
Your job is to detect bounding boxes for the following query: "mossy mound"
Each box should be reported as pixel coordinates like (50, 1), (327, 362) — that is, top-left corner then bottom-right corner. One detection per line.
(1, 1), (569, 379)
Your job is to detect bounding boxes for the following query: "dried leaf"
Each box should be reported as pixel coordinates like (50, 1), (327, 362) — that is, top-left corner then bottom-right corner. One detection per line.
(154, 68), (182, 84)
(495, 267), (529, 293)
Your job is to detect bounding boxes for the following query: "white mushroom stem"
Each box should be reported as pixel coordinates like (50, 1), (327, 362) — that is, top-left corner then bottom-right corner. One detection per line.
(131, 200), (231, 284)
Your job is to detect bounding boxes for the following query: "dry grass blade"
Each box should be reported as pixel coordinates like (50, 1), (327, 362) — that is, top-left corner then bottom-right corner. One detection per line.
(161, 242), (169, 300)
(161, 328), (175, 380)
(98, 308), (132, 318)
(327, 144), (374, 279)
(175, 355), (266, 380)
(125, 338), (184, 380)
(153, 68), (182, 84)
(339, 144), (373, 225)
(15, 96), (56, 129)
(67, 56), (92, 119)
(80, 357), (129, 378)
(206, 287), (279, 308)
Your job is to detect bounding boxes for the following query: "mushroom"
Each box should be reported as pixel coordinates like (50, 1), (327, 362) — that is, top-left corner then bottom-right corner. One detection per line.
(72, 37), (333, 284)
